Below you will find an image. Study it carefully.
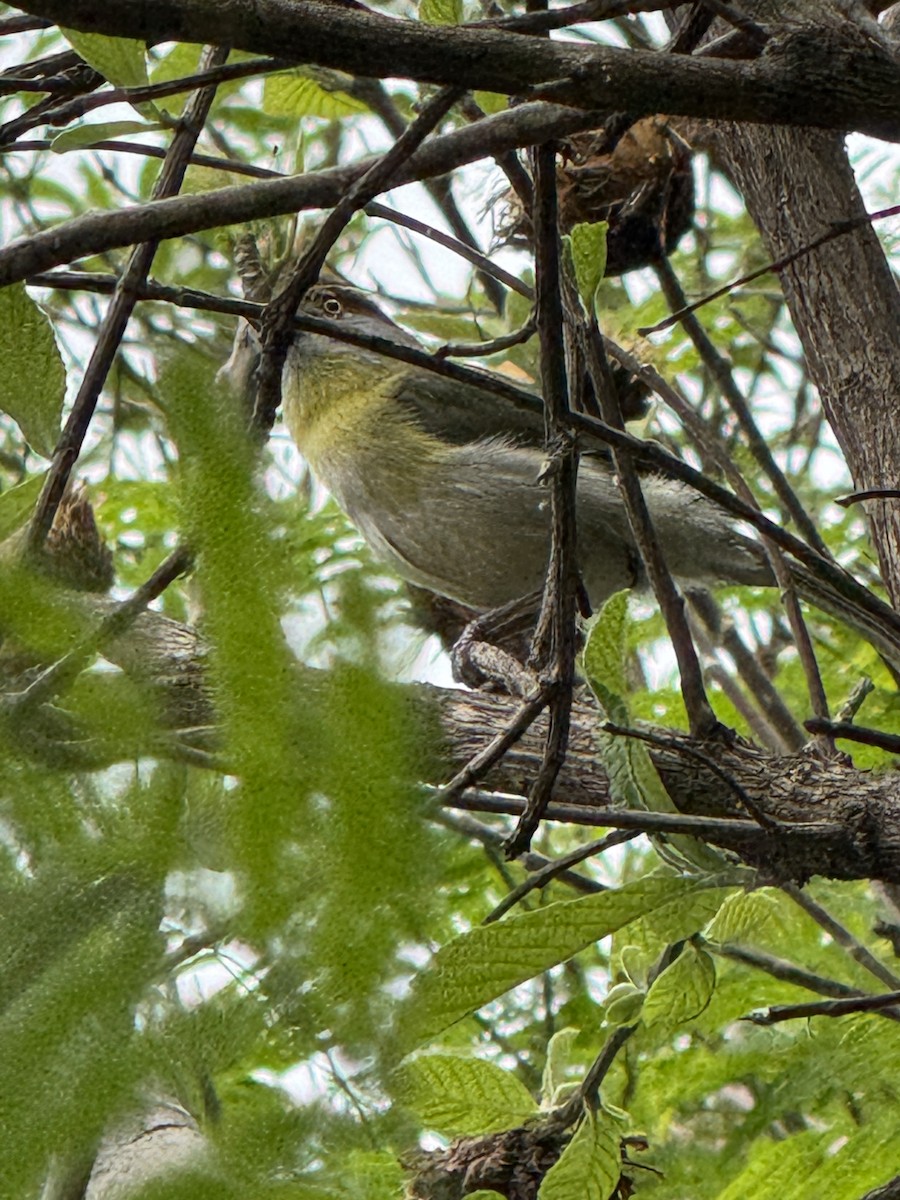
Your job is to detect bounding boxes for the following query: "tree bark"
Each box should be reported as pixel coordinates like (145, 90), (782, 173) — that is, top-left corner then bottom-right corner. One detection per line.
(10, 0), (900, 138)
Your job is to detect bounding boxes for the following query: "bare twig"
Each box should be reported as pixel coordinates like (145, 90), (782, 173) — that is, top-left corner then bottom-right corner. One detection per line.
(639, 204), (900, 335)
(484, 830), (633, 923)
(784, 883), (900, 992)
(745, 988), (900, 1025)
(804, 719), (900, 756)
(505, 142), (578, 859)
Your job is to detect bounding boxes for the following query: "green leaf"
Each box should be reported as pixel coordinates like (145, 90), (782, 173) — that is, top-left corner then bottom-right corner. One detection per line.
(565, 221), (609, 313)
(263, 70), (369, 119)
(603, 982), (645, 1027)
(419, 0), (463, 23)
(704, 887), (783, 946)
(467, 1193), (508, 1200)
(60, 29), (148, 88)
(542, 1027), (580, 1106)
(392, 1054), (537, 1135)
(582, 590), (629, 719)
(642, 942), (716, 1029)
(51, 119), (163, 154)
(713, 1130), (832, 1200)
(538, 1110), (620, 1200)
(395, 874), (734, 1051)
(0, 473), (46, 541)
(473, 92), (507, 114)
(0, 283), (65, 457)
(584, 592), (727, 872)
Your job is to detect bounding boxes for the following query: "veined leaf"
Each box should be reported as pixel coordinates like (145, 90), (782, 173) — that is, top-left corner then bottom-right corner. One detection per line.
(642, 942), (716, 1029)
(538, 1110), (620, 1200)
(395, 874), (734, 1051)
(392, 1054), (537, 1136)
(264, 70), (368, 120)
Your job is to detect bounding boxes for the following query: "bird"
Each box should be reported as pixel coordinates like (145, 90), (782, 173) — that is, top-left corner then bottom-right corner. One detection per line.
(262, 282), (900, 671)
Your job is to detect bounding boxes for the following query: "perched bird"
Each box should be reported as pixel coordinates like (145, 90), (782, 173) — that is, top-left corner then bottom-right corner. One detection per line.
(264, 283), (900, 669)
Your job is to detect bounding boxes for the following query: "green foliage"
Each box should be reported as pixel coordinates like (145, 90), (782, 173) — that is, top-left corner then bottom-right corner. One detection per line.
(392, 1054), (537, 1135)
(641, 942), (715, 1031)
(395, 873), (734, 1050)
(584, 592), (727, 872)
(538, 1110), (620, 1200)
(2, 16), (900, 1200)
(419, 0), (463, 24)
(60, 28), (149, 89)
(263, 70), (369, 120)
(0, 282), (65, 456)
(564, 221), (609, 314)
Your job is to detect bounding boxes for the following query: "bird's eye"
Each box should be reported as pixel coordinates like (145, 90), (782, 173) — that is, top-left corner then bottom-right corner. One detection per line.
(323, 296), (342, 317)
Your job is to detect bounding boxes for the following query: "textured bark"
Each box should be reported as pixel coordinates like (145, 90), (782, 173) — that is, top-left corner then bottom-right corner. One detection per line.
(11, 0), (900, 138)
(433, 686), (900, 884)
(12, 596), (900, 886)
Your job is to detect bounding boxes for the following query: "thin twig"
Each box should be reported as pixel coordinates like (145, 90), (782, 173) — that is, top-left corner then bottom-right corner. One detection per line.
(432, 688), (552, 805)
(576, 294), (721, 739)
(710, 940), (900, 1015)
(784, 883), (900, 992)
(442, 789), (812, 846)
(435, 810), (606, 895)
(804, 719), (900, 756)
(698, 0), (768, 44)
(653, 257), (831, 738)
(653, 257), (826, 555)
(745, 989), (900, 1026)
(21, 56), (288, 130)
(639, 204), (900, 335)
(434, 315), (536, 359)
(600, 720), (777, 830)
(505, 142), (578, 859)
(484, 830), (633, 923)
(837, 488), (900, 508)
(688, 591), (806, 753)
(468, 0), (673, 32)
(349, 77), (508, 314)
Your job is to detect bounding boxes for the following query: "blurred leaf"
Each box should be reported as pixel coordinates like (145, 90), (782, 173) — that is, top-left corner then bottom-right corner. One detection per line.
(542, 1027), (580, 1105)
(61, 28), (154, 117)
(564, 221), (609, 313)
(473, 91), (507, 114)
(0, 283), (65, 457)
(61, 28), (149, 87)
(0, 471), (45, 539)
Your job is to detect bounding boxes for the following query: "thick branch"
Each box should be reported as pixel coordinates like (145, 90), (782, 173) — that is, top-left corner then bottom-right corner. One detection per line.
(11, 597), (900, 886)
(12, 0), (900, 139)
